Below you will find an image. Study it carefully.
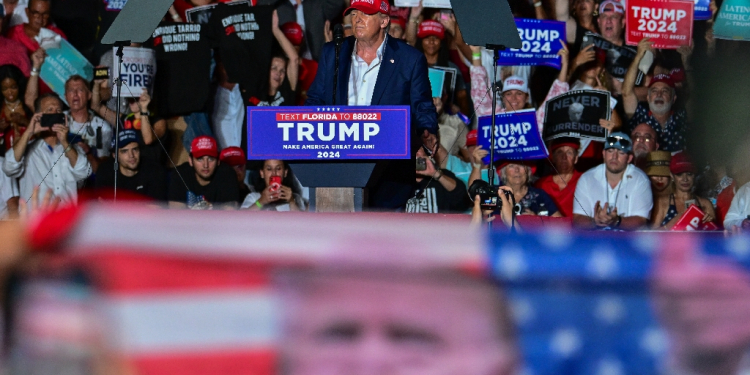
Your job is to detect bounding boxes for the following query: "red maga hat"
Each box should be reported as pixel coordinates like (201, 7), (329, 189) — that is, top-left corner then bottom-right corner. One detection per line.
(417, 20), (445, 40)
(344, 0), (390, 16)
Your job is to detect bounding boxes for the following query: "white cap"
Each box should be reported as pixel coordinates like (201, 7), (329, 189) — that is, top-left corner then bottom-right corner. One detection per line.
(502, 76), (528, 94)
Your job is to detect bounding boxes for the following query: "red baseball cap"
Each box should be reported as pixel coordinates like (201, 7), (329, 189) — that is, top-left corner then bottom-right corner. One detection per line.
(190, 136), (219, 159)
(649, 74), (675, 89)
(549, 137), (580, 152)
(344, 0), (390, 16)
(281, 22), (304, 46)
(390, 16), (406, 30)
(599, 0), (625, 14)
(417, 20), (445, 40)
(670, 151), (694, 175)
(219, 146), (246, 167)
(466, 129), (478, 147)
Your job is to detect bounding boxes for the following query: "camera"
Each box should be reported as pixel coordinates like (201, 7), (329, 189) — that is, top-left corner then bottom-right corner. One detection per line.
(416, 157), (427, 171)
(40, 113), (66, 128)
(469, 180), (513, 210)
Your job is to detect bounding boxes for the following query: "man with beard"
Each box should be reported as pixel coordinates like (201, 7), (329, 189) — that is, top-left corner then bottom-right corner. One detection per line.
(631, 123), (659, 170)
(573, 132), (652, 230)
(535, 138), (582, 217)
(623, 38), (687, 152)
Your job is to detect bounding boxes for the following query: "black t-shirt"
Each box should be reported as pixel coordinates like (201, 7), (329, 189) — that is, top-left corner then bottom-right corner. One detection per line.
(145, 22), (212, 116)
(204, 3), (274, 102)
(95, 157), (168, 201)
(119, 113), (168, 166)
(168, 162), (240, 207)
(405, 170), (471, 213)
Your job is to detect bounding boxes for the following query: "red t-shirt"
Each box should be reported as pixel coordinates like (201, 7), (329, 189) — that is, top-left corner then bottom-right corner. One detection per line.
(534, 170), (583, 218)
(6, 24), (67, 95)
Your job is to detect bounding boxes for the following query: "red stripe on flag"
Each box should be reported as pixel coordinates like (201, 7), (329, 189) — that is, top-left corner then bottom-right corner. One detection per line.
(79, 250), (276, 295)
(132, 349), (276, 375)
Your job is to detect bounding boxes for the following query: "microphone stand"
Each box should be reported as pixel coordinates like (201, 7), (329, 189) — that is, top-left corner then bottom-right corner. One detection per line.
(485, 44), (505, 229)
(332, 25), (344, 105)
(113, 40), (130, 203)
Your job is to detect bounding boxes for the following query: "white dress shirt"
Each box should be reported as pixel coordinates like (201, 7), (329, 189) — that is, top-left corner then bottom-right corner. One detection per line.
(573, 163), (653, 219)
(0, 156), (17, 218)
(65, 110), (114, 158)
(724, 181), (750, 229)
(348, 36), (387, 106)
(3, 139), (91, 204)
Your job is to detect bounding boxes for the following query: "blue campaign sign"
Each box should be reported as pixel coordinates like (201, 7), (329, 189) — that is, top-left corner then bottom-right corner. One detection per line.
(497, 18), (566, 69)
(246, 106), (411, 160)
(694, 0), (712, 20)
(477, 109), (548, 164)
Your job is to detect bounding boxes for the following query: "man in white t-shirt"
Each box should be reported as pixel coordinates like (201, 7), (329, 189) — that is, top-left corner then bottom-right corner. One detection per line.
(63, 75), (113, 172)
(573, 132), (652, 230)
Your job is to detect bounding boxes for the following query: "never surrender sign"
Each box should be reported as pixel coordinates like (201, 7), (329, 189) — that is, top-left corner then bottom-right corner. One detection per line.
(477, 109), (547, 163)
(247, 106), (411, 160)
(543, 90), (611, 141)
(497, 18), (566, 68)
(626, 0), (694, 49)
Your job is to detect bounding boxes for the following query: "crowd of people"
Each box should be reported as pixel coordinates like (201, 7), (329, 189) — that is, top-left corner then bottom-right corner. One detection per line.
(0, 0), (748, 232)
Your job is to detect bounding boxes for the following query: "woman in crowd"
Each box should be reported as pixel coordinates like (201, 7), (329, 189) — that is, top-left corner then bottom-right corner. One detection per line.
(242, 159), (306, 212)
(645, 151), (674, 228)
(567, 0), (599, 55)
(500, 161), (562, 217)
(254, 12), (299, 107)
(653, 152), (716, 229)
(416, 20), (472, 116)
(0, 65), (32, 151)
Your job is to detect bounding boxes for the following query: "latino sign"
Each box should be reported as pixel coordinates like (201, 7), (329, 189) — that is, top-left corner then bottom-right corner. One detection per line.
(626, 0), (694, 49)
(246, 106), (411, 160)
(713, 0), (750, 41)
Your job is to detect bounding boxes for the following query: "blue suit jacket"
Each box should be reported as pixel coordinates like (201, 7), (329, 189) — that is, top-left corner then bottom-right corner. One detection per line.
(305, 36), (438, 137)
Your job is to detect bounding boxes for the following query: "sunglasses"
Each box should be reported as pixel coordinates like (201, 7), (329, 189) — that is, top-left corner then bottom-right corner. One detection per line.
(605, 135), (631, 149)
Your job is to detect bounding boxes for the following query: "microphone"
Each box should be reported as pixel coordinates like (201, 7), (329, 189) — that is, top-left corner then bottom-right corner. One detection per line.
(333, 24), (344, 47)
(332, 24), (344, 105)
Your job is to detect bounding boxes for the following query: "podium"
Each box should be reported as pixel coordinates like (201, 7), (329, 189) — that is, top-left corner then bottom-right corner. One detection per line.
(289, 162), (378, 212)
(246, 106), (411, 212)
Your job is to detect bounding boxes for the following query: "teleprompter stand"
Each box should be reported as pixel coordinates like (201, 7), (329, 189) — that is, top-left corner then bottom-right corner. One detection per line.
(101, 0), (173, 202)
(451, 0), (521, 224)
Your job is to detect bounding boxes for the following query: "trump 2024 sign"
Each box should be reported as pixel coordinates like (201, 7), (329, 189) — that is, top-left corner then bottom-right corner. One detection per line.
(626, 0), (694, 49)
(246, 106), (411, 160)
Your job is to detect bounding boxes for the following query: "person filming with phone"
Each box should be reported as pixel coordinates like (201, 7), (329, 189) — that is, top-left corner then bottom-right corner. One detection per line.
(242, 159), (306, 212)
(2, 93), (91, 206)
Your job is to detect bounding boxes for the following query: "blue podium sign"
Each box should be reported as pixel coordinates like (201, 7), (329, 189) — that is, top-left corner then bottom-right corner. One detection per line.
(477, 109), (548, 164)
(247, 106), (411, 160)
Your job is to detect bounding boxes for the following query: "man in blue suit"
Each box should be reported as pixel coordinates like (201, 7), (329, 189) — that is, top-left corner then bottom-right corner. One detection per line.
(305, 0), (439, 209)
